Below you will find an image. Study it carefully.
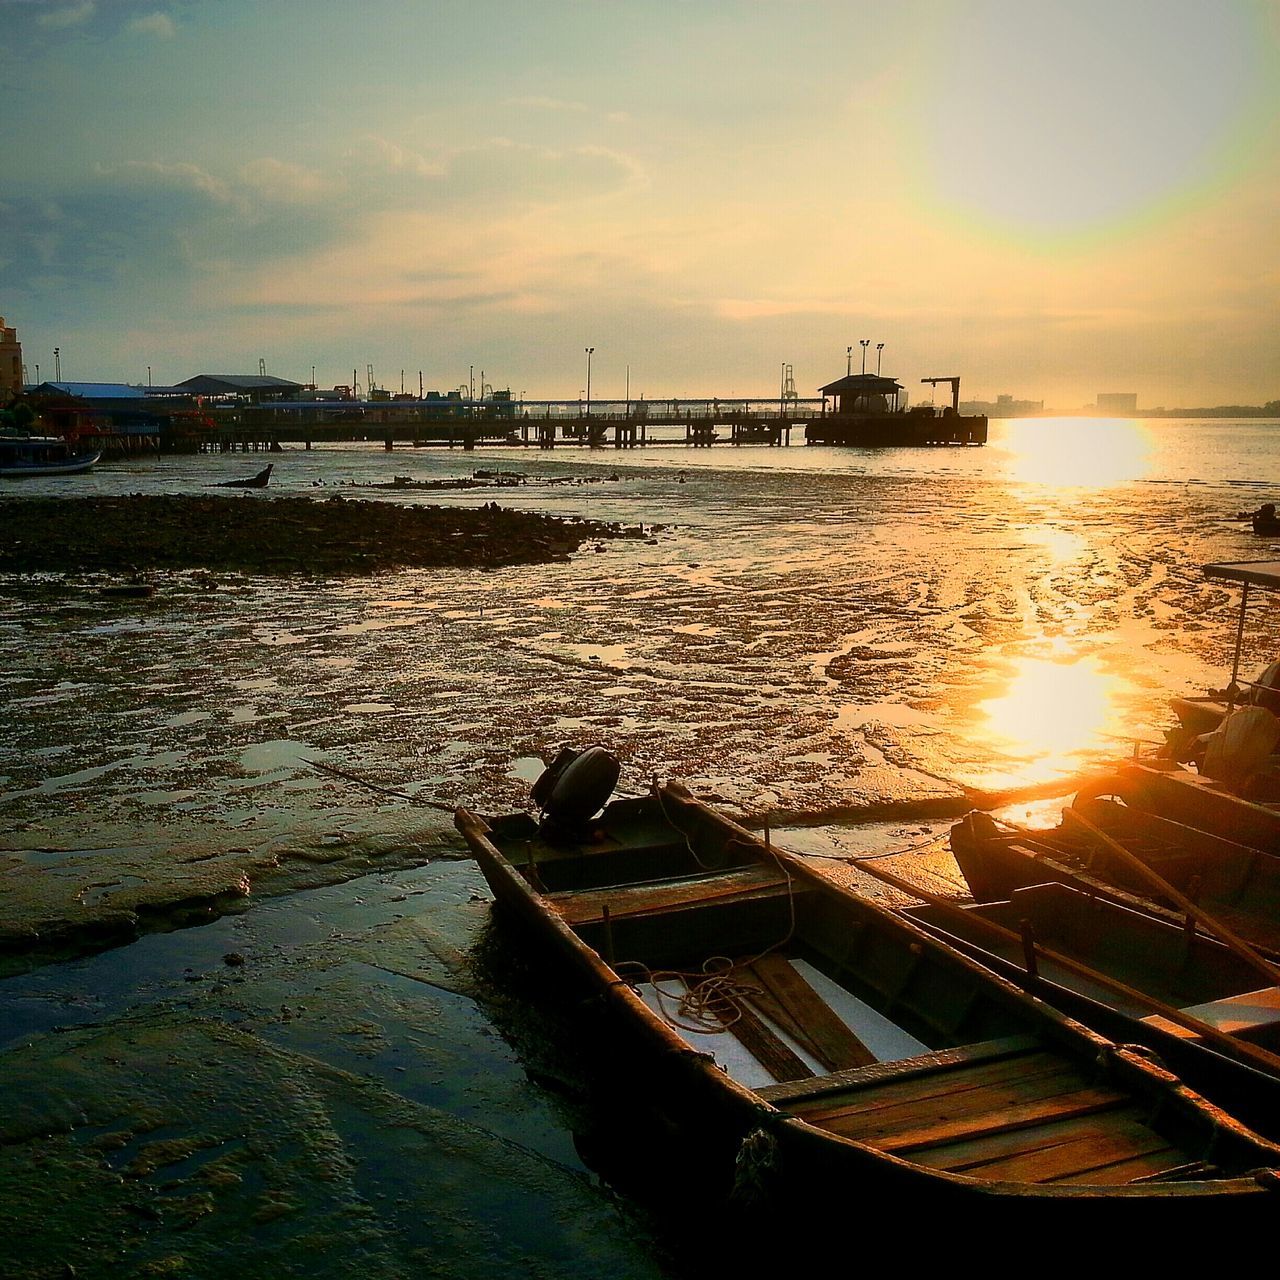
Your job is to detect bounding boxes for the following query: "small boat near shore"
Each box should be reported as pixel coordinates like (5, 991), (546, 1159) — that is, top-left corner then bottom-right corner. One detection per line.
(216, 463), (273, 489)
(949, 791), (1280, 951)
(456, 756), (1280, 1225)
(900, 877), (1280, 1139)
(0, 435), (101, 478)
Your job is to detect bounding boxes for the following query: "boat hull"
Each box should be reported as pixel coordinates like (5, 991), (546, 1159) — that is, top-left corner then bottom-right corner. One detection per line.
(0, 451), (100, 478)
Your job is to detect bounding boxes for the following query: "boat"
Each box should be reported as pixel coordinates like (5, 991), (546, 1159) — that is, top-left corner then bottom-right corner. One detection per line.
(898, 877), (1280, 1139)
(455, 754), (1280, 1224)
(1250, 505), (1279, 537)
(0, 435), (100, 477)
(1167, 561), (1280, 752)
(217, 463), (273, 489)
(805, 373), (987, 447)
(950, 794), (1280, 952)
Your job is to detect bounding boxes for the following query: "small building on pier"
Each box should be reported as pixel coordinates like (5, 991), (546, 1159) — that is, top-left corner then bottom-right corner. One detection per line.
(818, 373), (905, 417)
(807, 369), (987, 447)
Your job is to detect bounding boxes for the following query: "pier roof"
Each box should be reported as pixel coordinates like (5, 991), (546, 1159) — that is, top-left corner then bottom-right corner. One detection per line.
(33, 382), (146, 400)
(818, 373), (903, 397)
(177, 375), (303, 394)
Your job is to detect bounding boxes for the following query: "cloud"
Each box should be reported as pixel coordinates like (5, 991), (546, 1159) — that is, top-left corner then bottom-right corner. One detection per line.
(36, 0), (94, 28)
(239, 157), (342, 205)
(127, 11), (175, 39)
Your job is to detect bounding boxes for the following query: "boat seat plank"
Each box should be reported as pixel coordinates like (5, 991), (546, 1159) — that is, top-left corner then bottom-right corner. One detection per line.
(808, 1080), (1131, 1152)
(910, 1110), (1152, 1172)
(720, 1000), (815, 1084)
(547, 864), (789, 925)
(1049, 1151), (1198, 1186)
(940, 1128), (1174, 1184)
(741, 954), (878, 1071)
(1141, 986), (1280, 1040)
(755, 1035), (1040, 1106)
(784, 1052), (1068, 1120)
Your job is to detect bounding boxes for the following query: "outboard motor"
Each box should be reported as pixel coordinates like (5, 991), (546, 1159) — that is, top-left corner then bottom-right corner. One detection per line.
(531, 746), (621, 839)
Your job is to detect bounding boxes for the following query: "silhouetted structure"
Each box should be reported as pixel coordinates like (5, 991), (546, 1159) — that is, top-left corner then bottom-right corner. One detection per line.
(806, 371), (987, 446)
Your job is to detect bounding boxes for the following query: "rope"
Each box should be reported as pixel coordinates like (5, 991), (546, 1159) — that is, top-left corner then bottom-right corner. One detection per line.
(614, 955), (765, 1035)
(301, 757), (456, 812)
(628, 787), (803, 1035)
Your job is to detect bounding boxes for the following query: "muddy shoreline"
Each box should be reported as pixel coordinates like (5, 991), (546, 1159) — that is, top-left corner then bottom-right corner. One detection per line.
(0, 493), (629, 576)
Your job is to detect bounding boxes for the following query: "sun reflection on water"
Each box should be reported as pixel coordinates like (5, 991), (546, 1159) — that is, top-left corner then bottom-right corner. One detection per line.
(973, 652), (1129, 786)
(1000, 418), (1155, 487)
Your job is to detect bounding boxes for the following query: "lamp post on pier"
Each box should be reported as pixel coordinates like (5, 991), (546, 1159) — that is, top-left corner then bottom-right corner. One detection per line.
(846, 345), (852, 376)
(860, 339), (869, 375)
(876, 343), (884, 375)
(585, 347), (594, 419)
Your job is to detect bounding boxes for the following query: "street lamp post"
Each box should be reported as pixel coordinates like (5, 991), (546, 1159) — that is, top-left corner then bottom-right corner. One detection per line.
(585, 347), (594, 418)
(54, 347), (61, 382)
(860, 340), (870, 375)
(876, 343), (884, 375)
(846, 345), (852, 377)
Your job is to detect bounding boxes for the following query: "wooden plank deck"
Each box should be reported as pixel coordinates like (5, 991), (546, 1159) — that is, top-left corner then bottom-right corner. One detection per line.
(768, 1041), (1191, 1184)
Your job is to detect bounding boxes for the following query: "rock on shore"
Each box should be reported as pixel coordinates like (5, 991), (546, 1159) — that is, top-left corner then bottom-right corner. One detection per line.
(0, 494), (620, 575)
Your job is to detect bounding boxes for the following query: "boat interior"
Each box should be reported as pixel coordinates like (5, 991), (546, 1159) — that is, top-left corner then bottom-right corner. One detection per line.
(479, 795), (1267, 1187)
(905, 884), (1280, 1051)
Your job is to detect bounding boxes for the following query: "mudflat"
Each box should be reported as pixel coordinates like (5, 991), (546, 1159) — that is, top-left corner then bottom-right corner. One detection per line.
(0, 493), (619, 575)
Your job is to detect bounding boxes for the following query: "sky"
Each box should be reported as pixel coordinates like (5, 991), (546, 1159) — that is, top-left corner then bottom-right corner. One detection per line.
(1, 0), (1278, 409)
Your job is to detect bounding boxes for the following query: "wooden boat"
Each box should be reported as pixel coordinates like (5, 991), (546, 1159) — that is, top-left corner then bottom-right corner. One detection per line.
(1166, 561), (1280, 766)
(950, 793), (1280, 953)
(900, 879), (1280, 1139)
(1250, 505), (1279, 537)
(217, 463), (273, 488)
(456, 778), (1280, 1224)
(0, 436), (100, 477)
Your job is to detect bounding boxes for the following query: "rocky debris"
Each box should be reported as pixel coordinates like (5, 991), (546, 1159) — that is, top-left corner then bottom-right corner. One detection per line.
(0, 494), (623, 576)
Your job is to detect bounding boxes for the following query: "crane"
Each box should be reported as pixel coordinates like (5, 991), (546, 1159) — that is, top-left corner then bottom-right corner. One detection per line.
(921, 376), (961, 413)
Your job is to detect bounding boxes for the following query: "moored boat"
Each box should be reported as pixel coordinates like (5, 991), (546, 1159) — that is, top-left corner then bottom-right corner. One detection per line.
(0, 435), (100, 477)
(216, 463), (273, 489)
(456, 762), (1280, 1225)
(950, 795), (1280, 953)
(901, 878), (1280, 1139)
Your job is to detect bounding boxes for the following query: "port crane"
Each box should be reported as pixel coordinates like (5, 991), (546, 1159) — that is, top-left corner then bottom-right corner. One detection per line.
(921, 376), (961, 412)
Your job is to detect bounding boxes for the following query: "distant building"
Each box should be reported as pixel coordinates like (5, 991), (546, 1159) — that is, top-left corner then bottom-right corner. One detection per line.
(0, 316), (22, 399)
(1096, 392), (1138, 414)
(959, 393), (1045, 417)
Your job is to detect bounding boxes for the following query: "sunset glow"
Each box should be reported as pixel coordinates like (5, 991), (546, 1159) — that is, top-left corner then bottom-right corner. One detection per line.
(1, 1), (1277, 406)
(1001, 418), (1156, 487)
(974, 653), (1129, 785)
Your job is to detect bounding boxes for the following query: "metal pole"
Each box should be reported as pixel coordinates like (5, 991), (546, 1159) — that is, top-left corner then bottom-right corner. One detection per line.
(860, 339), (869, 374)
(846, 345), (852, 376)
(876, 343), (884, 375)
(585, 347), (594, 418)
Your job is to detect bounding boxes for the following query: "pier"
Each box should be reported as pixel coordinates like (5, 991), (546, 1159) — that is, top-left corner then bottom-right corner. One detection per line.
(200, 398), (824, 452)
